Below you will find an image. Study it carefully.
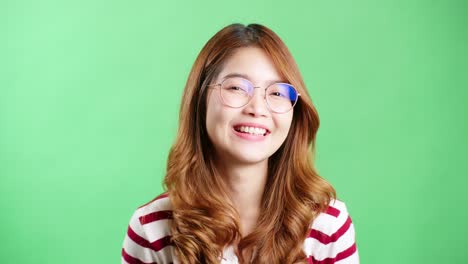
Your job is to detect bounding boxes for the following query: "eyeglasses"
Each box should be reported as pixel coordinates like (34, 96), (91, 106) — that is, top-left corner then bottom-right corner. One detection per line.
(207, 77), (300, 114)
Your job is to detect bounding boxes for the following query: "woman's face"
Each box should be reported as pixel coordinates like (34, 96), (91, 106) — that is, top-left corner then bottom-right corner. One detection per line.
(205, 47), (294, 166)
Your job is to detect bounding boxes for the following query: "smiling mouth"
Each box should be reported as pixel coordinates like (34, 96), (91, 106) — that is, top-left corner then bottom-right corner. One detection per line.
(233, 125), (270, 136)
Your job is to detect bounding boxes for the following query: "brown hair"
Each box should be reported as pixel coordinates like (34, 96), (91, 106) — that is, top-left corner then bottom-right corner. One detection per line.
(164, 23), (335, 263)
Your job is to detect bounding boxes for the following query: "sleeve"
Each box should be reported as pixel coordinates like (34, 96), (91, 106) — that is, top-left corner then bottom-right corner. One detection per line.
(306, 201), (360, 264)
(121, 209), (160, 264)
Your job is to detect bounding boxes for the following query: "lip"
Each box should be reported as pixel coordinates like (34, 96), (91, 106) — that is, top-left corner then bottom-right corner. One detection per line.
(231, 122), (271, 142)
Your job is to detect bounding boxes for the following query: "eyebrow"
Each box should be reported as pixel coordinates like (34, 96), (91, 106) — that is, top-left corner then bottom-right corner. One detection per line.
(220, 73), (287, 86)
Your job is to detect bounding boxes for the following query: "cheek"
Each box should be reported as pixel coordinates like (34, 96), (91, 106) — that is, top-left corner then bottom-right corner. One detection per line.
(205, 92), (230, 136)
(206, 90), (223, 116)
(276, 113), (294, 135)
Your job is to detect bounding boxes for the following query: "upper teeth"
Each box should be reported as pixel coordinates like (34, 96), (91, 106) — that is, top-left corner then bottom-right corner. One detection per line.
(237, 126), (267, 135)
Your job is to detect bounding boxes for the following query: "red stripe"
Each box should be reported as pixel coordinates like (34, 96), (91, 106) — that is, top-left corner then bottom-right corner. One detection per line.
(138, 193), (169, 209)
(140, 210), (173, 225)
(121, 248), (158, 264)
(150, 235), (173, 251)
(325, 206), (340, 218)
(308, 216), (352, 244)
(307, 243), (357, 264)
(127, 226), (152, 249)
(335, 243), (357, 262)
(127, 226), (172, 252)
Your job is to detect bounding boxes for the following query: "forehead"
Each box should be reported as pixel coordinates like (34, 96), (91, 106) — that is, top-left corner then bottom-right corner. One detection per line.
(216, 47), (284, 85)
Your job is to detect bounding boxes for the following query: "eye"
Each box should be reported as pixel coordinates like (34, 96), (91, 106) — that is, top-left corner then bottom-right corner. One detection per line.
(221, 77), (252, 94)
(225, 85), (248, 93)
(270, 91), (286, 97)
(228, 86), (242, 91)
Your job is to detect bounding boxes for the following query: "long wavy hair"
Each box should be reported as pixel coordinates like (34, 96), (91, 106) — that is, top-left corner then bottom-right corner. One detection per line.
(164, 23), (336, 263)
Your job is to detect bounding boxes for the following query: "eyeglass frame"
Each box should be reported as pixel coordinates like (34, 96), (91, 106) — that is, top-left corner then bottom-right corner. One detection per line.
(206, 77), (301, 114)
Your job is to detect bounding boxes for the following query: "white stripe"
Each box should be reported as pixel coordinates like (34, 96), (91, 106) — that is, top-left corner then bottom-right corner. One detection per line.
(155, 246), (176, 263)
(123, 233), (159, 263)
(311, 213), (343, 235)
(143, 197), (172, 212)
(142, 219), (173, 242)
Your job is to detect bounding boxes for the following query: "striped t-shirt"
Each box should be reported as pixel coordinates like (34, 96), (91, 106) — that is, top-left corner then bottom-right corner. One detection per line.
(122, 193), (359, 264)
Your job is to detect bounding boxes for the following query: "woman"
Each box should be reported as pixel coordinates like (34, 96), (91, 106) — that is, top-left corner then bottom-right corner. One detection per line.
(122, 23), (359, 264)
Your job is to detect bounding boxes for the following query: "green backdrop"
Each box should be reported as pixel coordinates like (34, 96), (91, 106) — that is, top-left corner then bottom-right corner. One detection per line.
(2, 0), (467, 263)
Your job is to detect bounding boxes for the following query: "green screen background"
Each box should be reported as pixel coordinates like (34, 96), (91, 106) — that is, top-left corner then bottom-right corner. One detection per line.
(2, 0), (467, 263)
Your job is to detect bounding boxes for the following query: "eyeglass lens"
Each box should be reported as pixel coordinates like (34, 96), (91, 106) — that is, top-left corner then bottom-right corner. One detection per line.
(219, 77), (298, 113)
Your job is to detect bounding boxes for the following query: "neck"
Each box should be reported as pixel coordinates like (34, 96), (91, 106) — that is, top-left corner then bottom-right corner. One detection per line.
(215, 159), (268, 235)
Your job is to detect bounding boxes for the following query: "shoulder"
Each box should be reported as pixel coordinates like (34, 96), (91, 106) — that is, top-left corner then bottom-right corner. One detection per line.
(311, 199), (351, 236)
(303, 199), (360, 264)
(134, 192), (173, 235)
(122, 193), (176, 264)
(137, 192), (173, 219)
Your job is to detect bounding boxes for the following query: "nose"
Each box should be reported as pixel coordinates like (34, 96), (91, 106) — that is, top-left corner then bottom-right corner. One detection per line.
(242, 88), (269, 117)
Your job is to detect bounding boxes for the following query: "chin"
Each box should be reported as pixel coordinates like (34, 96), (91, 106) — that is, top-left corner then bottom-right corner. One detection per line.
(231, 153), (271, 165)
